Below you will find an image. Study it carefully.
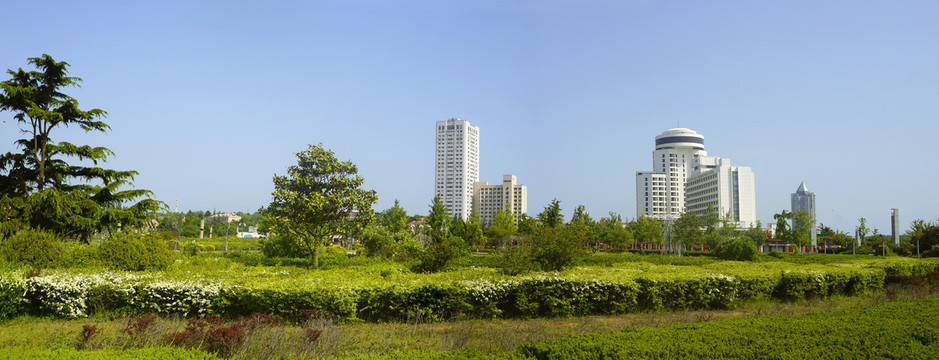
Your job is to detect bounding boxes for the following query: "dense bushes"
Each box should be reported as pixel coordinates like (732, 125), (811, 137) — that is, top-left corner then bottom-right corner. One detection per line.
(712, 236), (757, 261)
(412, 236), (464, 273)
(98, 233), (173, 271)
(0, 229), (64, 268)
(529, 227), (586, 271)
(4, 257), (933, 321)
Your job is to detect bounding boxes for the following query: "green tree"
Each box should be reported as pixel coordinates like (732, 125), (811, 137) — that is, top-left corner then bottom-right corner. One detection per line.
(462, 211), (484, 247)
(773, 210), (792, 242)
(908, 219), (938, 256)
(791, 210), (814, 246)
(856, 217), (870, 249)
(0, 55), (161, 240)
(517, 213), (538, 235)
(569, 204), (599, 243)
(569, 205), (594, 226)
(378, 199), (409, 233)
(599, 212), (632, 249)
(630, 216), (663, 245)
(425, 196), (450, 244)
(530, 225), (586, 271)
(449, 215), (466, 242)
(742, 221), (768, 247)
(673, 211), (703, 250)
(702, 205), (720, 231)
(537, 199), (564, 228)
(265, 144), (377, 268)
(485, 207), (517, 246)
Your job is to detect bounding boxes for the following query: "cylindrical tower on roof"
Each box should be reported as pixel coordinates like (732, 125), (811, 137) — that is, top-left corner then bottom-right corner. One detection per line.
(655, 128), (705, 151)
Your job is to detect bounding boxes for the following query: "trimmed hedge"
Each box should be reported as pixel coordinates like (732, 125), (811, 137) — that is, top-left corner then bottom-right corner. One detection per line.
(0, 259), (936, 321)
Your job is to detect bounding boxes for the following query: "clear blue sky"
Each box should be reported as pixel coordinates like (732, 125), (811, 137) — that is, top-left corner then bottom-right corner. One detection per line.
(2, 1), (938, 234)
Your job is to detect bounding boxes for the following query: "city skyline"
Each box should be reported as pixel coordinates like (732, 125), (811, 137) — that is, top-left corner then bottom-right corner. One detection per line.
(2, 1), (938, 233)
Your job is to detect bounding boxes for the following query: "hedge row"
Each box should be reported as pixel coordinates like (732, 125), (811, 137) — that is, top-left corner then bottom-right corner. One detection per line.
(3, 260), (931, 321)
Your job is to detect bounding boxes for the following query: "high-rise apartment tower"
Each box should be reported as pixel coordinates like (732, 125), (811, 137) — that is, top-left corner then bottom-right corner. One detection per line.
(435, 118), (480, 220)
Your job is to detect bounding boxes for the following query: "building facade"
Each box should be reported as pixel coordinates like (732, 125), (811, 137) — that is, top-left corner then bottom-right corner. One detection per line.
(635, 128), (707, 221)
(435, 118), (480, 220)
(685, 156), (757, 228)
(791, 181), (817, 243)
(473, 174), (527, 225)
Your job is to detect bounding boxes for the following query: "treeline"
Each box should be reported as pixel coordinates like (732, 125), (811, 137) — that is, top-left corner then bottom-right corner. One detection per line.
(153, 211), (267, 238)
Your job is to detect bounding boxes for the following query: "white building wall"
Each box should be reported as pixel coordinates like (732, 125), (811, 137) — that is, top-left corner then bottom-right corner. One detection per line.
(685, 157), (756, 228)
(637, 128), (708, 221)
(435, 118), (479, 220)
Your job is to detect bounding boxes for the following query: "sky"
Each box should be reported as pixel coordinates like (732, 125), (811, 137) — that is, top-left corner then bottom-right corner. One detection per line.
(2, 1), (938, 234)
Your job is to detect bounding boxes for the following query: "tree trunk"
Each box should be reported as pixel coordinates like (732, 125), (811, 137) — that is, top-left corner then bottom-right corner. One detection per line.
(314, 243), (321, 268)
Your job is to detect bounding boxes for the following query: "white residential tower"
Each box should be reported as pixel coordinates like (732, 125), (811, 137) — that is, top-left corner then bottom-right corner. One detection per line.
(435, 118), (480, 220)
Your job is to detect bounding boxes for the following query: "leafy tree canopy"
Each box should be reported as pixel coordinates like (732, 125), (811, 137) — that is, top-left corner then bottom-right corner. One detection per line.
(537, 199), (564, 228)
(265, 144), (377, 268)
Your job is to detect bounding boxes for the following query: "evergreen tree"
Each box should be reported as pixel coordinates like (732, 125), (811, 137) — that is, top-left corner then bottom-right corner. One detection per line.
(0, 55), (160, 240)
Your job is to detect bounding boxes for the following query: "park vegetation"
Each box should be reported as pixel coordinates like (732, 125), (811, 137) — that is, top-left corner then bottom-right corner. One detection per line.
(3, 55), (939, 359)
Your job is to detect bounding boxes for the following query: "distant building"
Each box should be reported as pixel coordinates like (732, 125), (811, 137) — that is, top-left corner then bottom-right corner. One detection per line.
(791, 181), (817, 244)
(635, 128), (707, 221)
(206, 212), (241, 223)
(435, 118), (480, 221)
(473, 174), (527, 225)
(685, 156), (757, 228)
(636, 128), (756, 228)
(236, 225), (264, 238)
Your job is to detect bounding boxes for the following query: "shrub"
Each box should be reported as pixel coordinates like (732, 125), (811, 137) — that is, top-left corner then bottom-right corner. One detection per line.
(98, 233), (174, 271)
(259, 234), (308, 258)
(713, 236), (757, 261)
(927, 245), (939, 258)
(0, 228), (64, 268)
(500, 245), (538, 276)
(530, 226), (586, 272)
(323, 245), (347, 255)
(412, 236), (463, 273)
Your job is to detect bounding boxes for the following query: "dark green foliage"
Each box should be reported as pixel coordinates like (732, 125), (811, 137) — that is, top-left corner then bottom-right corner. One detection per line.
(377, 199), (408, 233)
(500, 245), (538, 276)
(413, 236), (463, 273)
(0, 228), (63, 268)
(359, 226), (421, 260)
(713, 236), (757, 261)
(530, 226), (586, 271)
(98, 233), (173, 271)
(0, 55), (161, 242)
(424, 196), (450, 244)
(536, 199), (564, 228)
(259, 233), (311, 258)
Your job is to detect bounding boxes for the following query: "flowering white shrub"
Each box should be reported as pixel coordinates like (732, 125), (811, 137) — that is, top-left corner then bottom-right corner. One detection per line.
(137, 280), (222, 317)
